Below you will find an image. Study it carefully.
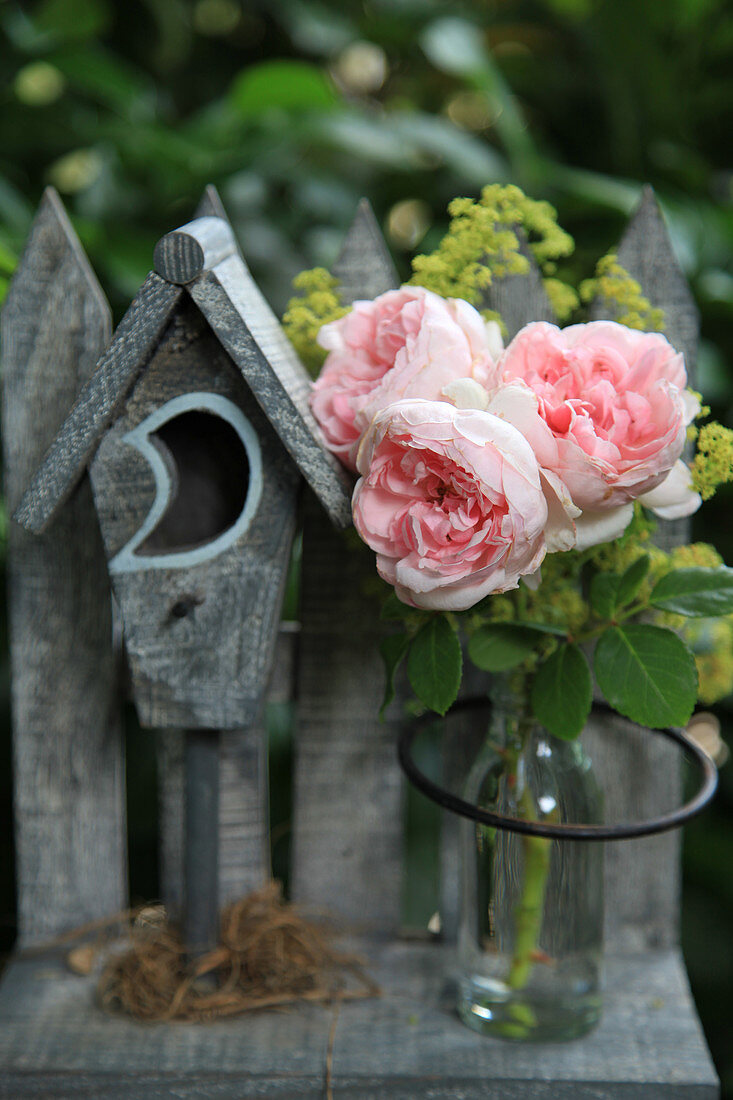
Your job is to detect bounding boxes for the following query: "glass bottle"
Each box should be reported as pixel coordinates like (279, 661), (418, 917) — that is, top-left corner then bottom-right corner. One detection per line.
(456, 681), (604, 1041)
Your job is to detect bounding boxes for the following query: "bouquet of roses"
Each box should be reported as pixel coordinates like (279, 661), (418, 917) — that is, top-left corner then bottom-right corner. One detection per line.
(286, 185), (733, 740)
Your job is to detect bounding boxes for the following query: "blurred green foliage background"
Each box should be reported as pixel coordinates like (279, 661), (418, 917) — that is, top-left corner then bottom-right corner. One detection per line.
(1, 0), (732, 1089)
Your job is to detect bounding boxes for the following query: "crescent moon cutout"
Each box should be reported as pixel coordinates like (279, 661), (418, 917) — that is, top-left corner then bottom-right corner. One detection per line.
(109, 392), (263, 574)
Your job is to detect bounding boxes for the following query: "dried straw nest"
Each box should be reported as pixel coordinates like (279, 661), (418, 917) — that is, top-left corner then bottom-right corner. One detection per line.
(97, 881), (380, 1022)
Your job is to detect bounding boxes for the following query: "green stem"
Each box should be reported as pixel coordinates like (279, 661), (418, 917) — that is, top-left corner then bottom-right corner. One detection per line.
(503, 729), (552, 994)
(507, 828), (551, 989)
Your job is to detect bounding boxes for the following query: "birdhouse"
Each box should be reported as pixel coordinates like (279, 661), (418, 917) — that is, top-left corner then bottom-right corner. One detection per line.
(16, 214), (352, 731)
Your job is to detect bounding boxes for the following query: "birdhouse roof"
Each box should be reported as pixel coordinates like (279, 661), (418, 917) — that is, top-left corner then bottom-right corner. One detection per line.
(14, 215), (353, 533)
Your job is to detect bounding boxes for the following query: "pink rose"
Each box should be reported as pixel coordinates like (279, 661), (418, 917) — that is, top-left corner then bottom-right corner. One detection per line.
(352, 399), (576, 611)
(310, 286), (501, 470)
(497, 321), (692, 512)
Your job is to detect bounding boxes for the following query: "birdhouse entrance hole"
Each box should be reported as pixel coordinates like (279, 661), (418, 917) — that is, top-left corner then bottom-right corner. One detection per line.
(140, 410), (248, 553)
(108, 392), (263, 574)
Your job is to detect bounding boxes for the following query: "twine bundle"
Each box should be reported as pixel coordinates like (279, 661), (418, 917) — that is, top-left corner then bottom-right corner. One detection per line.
(97, 881), (380, 1022)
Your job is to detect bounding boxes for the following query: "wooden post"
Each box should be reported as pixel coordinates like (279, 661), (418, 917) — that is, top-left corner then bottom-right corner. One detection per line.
(586, 186), (699, 950)
(156, 188), (273, 922)
(184, 730), (221, 956)
(1, 188), (126, 944)
(292, 201), (406, 935)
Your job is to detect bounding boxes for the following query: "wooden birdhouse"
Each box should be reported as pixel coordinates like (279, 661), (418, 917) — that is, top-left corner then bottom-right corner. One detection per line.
(15, 212), (351, 732)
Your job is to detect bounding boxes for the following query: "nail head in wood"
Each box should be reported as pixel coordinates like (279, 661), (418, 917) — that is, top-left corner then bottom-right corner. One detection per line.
(154, 216), (237, 285)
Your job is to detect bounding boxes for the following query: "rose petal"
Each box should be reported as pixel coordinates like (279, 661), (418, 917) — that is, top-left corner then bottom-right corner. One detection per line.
(638, 459), (702, 519)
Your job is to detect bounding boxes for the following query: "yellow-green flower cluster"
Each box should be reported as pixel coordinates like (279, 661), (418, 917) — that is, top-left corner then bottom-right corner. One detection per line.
(579, 253), (665, 332)
(282, 268), (349, 376)
(409, 184), (577, 328)
(684, 618), (733, 705)
(690, 421), (733, 501)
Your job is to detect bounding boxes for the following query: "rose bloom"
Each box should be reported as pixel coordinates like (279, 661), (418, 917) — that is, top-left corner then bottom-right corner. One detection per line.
(352, 399), (576, 611)
(492, 321), (700, 543)
(310, 285), (502, 470)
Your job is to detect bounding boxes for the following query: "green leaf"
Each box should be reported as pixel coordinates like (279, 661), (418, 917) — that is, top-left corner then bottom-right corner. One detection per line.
(594, 624), (698, 728)
(34, 0), (111, 41)
(616, 554), (650, 608)
(590, 572), (620, 619)
(407, 616), (462, 716)
(468, 624), (540, 672)
(379, 633), (409, 720)
(381, 592), (409, 622)
(531, 643), (592, 740)
(55, 47), (153, 113)
(511, 620), (569, 636)
(650, 567), (733, 617)
(231, 61), (337, 117)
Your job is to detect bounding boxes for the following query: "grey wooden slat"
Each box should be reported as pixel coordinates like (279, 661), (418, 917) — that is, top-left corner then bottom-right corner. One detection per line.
(592, 184), (699, 558)
(14, 271), (183, 533)
(1, 187), (126, 944)
(481, 230), (557, 339)
(331, 197), (400, 302)
(592, 185), (699, 376)
(586, 188), (700, 948)
(584, 714), (681, 952)
(0, 946), (718, 1097)
(188, 256), (352, 529)
(196, 183), (231, 224)
(292, 203), (405, 935)
(155, 190), (271, 921)
(158, 630), (292, 919)
(332, 942), (718, 1098)
(291, 499), (404, 934)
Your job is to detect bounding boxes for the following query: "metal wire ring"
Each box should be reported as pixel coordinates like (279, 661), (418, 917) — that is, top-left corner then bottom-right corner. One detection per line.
(397, 699), (718, 841)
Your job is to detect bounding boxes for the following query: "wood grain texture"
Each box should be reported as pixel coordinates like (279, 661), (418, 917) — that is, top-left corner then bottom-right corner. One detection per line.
(0, 945), (718, 1097)
(158, 633), (289, 919)
(1, 187), (126, 945)
(292, 498), (404, 934)
(196, 183), (231, 224)
(14, 271), (183, 533)
(583, 714), (681, 952)
(591, 184), (699, 556)
(292, 206), (405, 935)
(159, 724), (271, 921)
(154, 216), (237, 285)
(332, 198), (400, 302)
(89, 297), (299, 730)
(156, 189), (270, 920)
(189, 256), (352, 528)
(481, 230), (556, 339)
(586, 188), (700, 947)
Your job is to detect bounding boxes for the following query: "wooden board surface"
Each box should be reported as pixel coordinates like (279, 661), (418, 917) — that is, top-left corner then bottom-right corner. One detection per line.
(292, 202), (405, 935)
(189, 256), (352, 529)
(155, 185), (271, 918)
(585, 187), (701, 947)
(0, 944), (718, 1097)
(1, 188), (126, 945)
(14, 272), (182, 534)
(331, 198), (399, 303)
(481, 231), (556, 340)
(90, 297), (299, 730)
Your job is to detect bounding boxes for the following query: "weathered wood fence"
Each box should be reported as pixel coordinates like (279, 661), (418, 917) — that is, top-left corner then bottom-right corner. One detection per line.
(0, 185), (720, 1099)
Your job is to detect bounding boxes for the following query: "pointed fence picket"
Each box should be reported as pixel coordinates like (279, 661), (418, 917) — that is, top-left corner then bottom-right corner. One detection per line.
(1, 188), (126, 944)
(291, 201), (406, 935)
(0, 187), (719, 1099)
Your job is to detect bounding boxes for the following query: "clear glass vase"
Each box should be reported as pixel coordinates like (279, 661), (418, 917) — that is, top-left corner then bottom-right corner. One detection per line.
(457, 683), (605, 1041)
